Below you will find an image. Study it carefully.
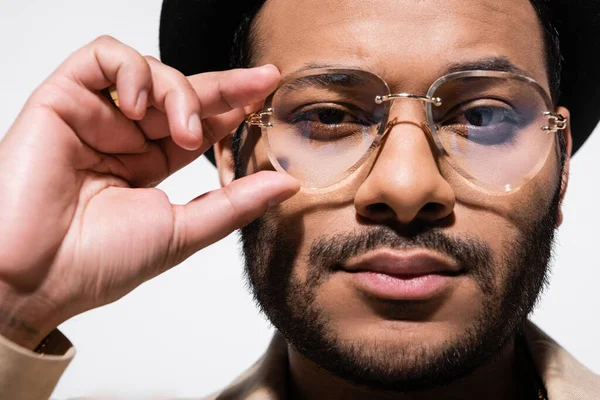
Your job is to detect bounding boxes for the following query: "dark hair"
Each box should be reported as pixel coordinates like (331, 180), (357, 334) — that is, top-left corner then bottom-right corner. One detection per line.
(229, 4), (263, 71)
(529, 0), (563, 104)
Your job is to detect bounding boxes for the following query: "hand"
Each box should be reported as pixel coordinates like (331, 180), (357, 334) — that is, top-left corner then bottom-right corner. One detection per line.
(0, 36), (299, 349)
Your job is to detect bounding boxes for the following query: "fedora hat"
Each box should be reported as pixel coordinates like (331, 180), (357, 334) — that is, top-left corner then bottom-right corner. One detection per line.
(159, 0), (600, 165)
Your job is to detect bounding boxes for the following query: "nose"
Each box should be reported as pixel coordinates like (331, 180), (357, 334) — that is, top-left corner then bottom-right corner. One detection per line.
(354, 105), (455, 225)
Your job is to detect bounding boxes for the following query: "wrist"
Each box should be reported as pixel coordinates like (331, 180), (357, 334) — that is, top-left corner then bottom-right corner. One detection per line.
(0, 317), (46, 350)
(0, 285), (62, 350)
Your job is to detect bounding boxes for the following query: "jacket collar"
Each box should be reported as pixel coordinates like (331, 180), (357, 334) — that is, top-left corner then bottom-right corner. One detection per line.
(524, 322), (600, 399)
(212, 321), (599, 400)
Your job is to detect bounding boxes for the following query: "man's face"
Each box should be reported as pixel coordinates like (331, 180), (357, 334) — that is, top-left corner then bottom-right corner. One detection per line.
(223, 0), (569, 390)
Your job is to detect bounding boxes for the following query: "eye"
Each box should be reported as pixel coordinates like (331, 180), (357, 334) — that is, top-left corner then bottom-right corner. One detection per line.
(463, 106), (506, 127)
(290, 105), (372, 126)
(287, 103), (378, 142)
(447, 105), (518, 128)
(316, 108), (349, 124)
(438, 102), (526, 146)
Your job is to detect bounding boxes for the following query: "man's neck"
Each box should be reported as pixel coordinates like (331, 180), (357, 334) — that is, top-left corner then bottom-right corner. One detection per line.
(287, 340), (520, 400)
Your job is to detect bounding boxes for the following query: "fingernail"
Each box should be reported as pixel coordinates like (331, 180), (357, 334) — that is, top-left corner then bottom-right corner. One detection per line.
(188, 113), (203, 139)
(255, 64), (279, 74)
(136, 90), (148, 111)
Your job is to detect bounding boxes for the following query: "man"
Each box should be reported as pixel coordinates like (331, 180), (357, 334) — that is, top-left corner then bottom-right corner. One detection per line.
(0, 0), (599, 399)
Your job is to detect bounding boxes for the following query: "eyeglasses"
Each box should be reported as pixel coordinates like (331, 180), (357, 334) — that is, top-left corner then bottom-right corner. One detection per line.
(245, 68), (567, 193)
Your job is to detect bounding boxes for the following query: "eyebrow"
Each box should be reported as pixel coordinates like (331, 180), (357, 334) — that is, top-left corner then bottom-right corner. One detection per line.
(285, 57), (530, 86)
(278, 67), (371, 94)
(442, 56), (530, 76)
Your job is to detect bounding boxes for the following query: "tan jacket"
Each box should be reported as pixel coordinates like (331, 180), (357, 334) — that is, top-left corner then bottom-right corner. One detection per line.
(0, 322), (598, 400)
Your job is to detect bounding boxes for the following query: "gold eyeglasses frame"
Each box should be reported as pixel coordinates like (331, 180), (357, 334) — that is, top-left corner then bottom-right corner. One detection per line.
(245, 68), (567, 193)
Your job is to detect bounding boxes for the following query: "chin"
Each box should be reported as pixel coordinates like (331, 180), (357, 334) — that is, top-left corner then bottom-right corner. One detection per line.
(291, 316), (502, 393)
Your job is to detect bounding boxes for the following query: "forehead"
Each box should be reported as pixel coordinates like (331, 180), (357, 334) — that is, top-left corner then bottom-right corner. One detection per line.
(253, 0), (547, 92)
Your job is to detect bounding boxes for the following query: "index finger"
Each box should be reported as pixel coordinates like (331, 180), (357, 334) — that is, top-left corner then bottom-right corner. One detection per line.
(188, 64), (281, 119)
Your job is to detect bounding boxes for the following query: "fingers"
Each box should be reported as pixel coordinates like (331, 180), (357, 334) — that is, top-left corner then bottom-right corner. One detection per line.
(141, 62), (280, 151)
(102, 108), (248, 188)
(29, 36), (153, 155)
(42, 35), (280, 155)
(143, 56), (204, 151)
(133, 107), (256, 186)
(56, 35), (152, 121)
(26, 35), (282, 187)
(188, 65), (280, 120)
(169, 171), (300, 262)
(46, 37), (203, 152)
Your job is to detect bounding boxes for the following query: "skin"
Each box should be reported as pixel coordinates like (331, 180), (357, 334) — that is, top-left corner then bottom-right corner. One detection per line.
(214, 0), (573, 399)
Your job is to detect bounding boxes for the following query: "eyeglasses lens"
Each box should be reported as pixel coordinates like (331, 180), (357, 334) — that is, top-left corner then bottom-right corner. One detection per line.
(429, 75), (556, 192)
(264, 70), (388, 188)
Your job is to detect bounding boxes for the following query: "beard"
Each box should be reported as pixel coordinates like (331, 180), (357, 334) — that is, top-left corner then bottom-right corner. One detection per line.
(239, 188), (560, 392)
(239, 183), (560, 392)
(238, 171), (561, 392)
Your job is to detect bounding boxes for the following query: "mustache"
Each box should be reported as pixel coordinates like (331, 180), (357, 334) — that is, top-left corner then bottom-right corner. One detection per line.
(307, 226), (494, 290)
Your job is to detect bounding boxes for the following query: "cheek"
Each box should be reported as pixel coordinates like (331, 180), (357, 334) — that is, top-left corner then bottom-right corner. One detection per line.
(263, 151), (385, 266)
(452, 145), (561, 289)
(452, 138), (562, 231)
(278, 206), (358, 286)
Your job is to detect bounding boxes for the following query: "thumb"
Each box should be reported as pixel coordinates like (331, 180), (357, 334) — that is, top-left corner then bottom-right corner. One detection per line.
(170, 171), (300, 262)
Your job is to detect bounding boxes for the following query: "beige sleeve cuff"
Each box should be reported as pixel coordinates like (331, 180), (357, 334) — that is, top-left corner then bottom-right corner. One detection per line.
(0, 330), (75, 400)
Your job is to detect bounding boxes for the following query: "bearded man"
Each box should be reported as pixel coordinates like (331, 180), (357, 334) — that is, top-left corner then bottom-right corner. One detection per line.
(0, 0), (599, 399)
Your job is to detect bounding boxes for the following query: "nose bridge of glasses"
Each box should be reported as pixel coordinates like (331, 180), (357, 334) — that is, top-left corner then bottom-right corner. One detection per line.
(378, 94), (435, 139)
(374, 93), (442, 107)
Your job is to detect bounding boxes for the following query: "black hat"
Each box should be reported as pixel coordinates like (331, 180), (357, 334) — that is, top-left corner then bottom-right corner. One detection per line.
(159, 0), (600, 165)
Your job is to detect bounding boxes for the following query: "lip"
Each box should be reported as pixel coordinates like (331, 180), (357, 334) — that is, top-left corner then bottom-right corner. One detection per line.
(344, 249), (462, 276)
(343, 249), (462, 300)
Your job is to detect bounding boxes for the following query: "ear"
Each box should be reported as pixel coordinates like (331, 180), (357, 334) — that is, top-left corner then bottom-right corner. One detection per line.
(214, 133), (236, 188)
(555, 106), (572, 227)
